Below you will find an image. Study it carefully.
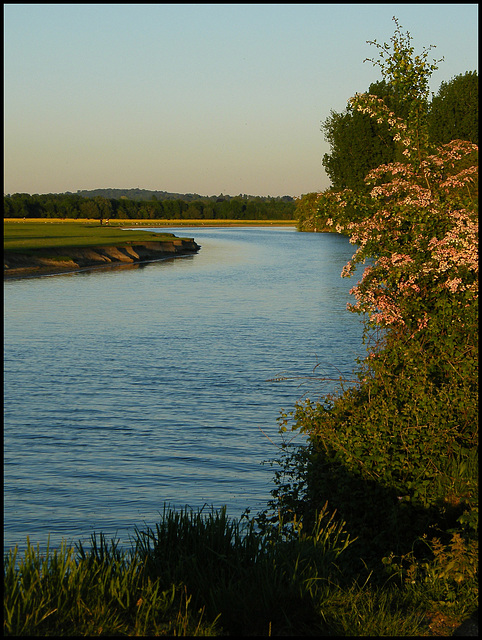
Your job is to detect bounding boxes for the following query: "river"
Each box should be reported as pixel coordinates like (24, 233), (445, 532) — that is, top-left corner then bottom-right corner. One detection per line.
(4, 226), (365, 552)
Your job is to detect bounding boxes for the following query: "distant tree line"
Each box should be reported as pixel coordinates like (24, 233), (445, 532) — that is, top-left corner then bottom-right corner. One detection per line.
(4, 192), (296, 221)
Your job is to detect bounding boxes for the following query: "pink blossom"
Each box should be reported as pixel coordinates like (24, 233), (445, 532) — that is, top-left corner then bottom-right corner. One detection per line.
(319, 89), (478, 335)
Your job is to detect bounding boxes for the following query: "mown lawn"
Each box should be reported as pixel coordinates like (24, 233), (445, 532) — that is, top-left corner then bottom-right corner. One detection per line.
(4, 219), (294, 252)
(3, 221), (180, 252)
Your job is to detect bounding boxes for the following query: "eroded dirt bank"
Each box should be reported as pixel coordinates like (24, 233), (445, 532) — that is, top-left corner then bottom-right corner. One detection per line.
(4, 239), (201, 279)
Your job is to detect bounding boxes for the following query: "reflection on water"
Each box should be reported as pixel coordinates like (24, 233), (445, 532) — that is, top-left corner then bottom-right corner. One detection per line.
(4, 226), (365, 552)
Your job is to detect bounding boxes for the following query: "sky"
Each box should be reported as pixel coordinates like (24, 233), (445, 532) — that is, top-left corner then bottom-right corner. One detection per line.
(4, 3), (479, 198)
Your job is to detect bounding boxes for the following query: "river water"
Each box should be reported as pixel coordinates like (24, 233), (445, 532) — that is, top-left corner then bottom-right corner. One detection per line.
(4, 226), (366, 552)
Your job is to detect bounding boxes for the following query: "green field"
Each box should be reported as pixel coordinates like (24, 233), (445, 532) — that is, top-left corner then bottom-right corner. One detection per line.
(3, 221), (183, 252)
(119, 218), (295, 227)
(4, 219), (294, 252)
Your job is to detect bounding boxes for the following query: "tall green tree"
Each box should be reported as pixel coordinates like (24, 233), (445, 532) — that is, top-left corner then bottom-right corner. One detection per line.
(271, 19), (478, 594)
(322, 19), (445, 192)
(93, 196), (112, 225)
(322, 80), (400, 192)
(428, 71), (478, 145)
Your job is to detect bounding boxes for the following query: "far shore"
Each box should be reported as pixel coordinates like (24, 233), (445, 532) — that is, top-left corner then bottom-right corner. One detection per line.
(4, 219), (295, 279)
(4, 218), (296, 227)
(4, 220), (204, 279)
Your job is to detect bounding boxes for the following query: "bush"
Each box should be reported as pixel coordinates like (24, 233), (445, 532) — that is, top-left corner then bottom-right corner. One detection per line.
(261, 15), (478, 621)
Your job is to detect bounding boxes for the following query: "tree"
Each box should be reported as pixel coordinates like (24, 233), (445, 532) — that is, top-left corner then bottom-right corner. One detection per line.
(322, 18), (444, 193)
(274, 17), (478, 589)
(295, 192), (324, 231)
(93, 196), (112, 225)
(428, 71), (478, 145)
(322, 80), (403, 192)
(79, 199), (99, 220)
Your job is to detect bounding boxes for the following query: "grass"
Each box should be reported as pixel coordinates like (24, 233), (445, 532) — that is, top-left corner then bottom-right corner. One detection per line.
(4, 537), (218, 636)
(113, 218), (296, 227)
(3, 221), (183, 253)
(5, 504), (470, 637)
(4, 218), (295, 253)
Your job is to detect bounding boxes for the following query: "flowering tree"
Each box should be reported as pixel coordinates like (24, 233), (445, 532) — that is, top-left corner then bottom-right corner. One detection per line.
(327, 18), (478, 346)
(274, 20), (478, 566)
(342, 131), (478, 335)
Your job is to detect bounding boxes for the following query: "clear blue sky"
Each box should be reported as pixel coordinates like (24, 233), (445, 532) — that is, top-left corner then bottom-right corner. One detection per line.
(4, 3), (479, 197)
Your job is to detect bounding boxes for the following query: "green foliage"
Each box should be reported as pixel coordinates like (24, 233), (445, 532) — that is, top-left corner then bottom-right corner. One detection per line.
(3, 535), (218, 636)
(294, 192), (330, 231)
(321, 20), (476, 209)
(4, 192), (296, 221)
(364, 18), (442, 129)
(428, 71), (478, 145)
(296, 187), (377, 232)
(133, 504), (357, 636)
(265, 15), (478, 626)
(272, 318), (477, 529)
(322, 80), (400, 192)
(5, 506), (439, 637)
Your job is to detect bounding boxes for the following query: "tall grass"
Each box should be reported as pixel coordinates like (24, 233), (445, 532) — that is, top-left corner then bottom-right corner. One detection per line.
(4, 504), (441, 636)
(4, 532), (217, 636)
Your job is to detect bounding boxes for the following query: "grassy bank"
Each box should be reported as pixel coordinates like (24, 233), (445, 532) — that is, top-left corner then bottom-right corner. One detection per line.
(4, 220), (203, 278)
(3, 221), (187, 252)
(115, 218), (296, 227)
(4, 219), (294, 252)
(5, 505), (464, 637)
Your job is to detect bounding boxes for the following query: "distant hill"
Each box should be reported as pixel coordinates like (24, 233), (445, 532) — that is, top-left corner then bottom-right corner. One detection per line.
(72, 188), (294, 203)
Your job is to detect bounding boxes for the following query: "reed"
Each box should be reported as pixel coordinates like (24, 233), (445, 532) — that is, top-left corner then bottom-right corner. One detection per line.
(4, 504), (443, 636)
(4, 533), (217, 636)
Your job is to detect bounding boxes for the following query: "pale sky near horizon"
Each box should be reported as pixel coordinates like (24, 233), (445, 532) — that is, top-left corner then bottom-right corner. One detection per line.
(4, 3), (479, 198)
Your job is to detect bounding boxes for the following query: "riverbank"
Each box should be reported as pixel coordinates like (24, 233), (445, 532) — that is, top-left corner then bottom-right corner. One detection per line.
(4, 506), (476, 636)
(3, 218), (295, 278)
(4, 220), (201, 279)
(4, 217), (296, 227)
(4, 239), (200, 279)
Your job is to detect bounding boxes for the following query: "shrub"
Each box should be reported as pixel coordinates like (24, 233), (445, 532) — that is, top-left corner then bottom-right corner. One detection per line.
(262, 16), (478, 605)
